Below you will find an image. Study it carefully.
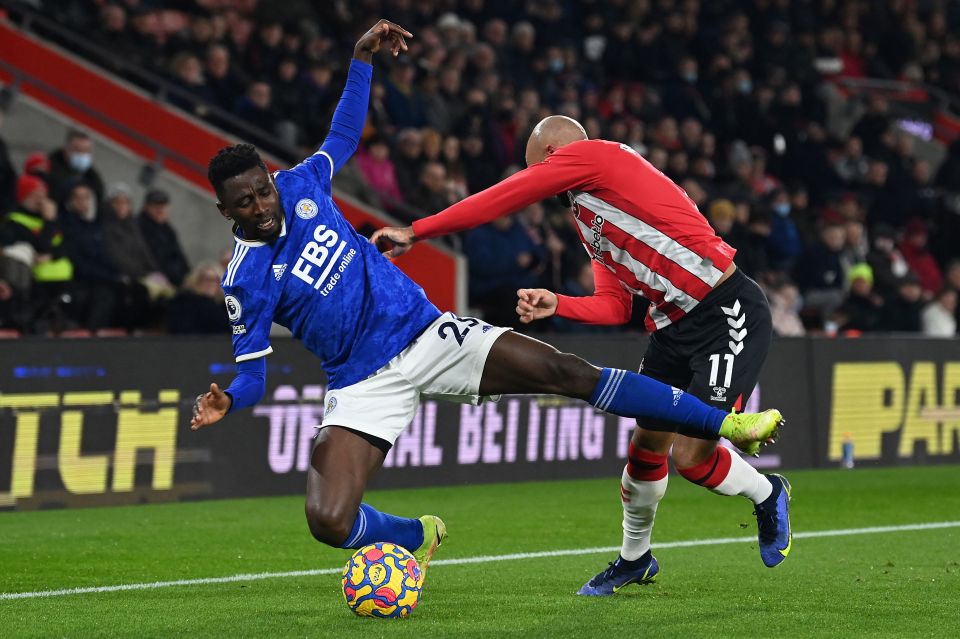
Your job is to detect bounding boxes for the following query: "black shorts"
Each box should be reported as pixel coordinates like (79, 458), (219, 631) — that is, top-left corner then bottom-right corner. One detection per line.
(639, 269), (772, 432)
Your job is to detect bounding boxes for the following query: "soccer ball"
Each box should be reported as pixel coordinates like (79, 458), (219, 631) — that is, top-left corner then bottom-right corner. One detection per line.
(342, 542), (422, 618)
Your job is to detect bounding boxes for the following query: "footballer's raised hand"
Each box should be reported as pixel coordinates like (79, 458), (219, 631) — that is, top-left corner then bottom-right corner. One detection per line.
(370, 225), (416, 258)
(354, 19), (413, 63)
(517, 288), (558, 324)
(191, 383), (231, 430)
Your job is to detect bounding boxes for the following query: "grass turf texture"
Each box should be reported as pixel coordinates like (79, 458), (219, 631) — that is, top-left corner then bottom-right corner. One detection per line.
(2, 465), (958, 638)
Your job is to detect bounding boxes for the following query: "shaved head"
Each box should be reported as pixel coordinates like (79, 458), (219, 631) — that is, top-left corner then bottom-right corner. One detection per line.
(525, 115), (588, 166)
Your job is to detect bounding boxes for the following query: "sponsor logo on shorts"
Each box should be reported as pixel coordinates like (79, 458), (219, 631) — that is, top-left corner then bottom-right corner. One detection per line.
(295, 198), (318, 219)
(324, 396), (337, 416)
(711, 386), (727, 402)
(225, 295), (242, 322)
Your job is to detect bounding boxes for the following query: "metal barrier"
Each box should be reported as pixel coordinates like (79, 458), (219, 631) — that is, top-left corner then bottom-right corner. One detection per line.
(0, 0), (301, 163)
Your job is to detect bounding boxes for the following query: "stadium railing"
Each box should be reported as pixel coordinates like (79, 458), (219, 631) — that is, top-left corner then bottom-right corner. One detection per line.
(0, 9), (466, 313)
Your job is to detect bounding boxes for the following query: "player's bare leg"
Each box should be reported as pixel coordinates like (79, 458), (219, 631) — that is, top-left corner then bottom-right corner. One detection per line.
(477, 331), (781, 451)
(478, 331), (599, 398)
(305, 426), (446, 572)
(305, 426), (386, 545)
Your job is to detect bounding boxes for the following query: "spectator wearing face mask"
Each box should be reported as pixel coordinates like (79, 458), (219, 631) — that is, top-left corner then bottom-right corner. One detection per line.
(47, 129), (104, 202)
(765, 188), (803, 272)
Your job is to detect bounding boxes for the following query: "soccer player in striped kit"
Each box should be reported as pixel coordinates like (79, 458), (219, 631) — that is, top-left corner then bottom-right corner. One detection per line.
(373, 116), (792, 594)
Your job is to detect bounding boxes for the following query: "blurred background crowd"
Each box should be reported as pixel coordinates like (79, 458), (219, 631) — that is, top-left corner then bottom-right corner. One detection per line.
(2, 0), (959, 337)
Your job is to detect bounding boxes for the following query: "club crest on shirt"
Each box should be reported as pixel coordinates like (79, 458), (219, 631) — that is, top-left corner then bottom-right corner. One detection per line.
(295, 198), (319, 219)
(225, 295), (242, 322)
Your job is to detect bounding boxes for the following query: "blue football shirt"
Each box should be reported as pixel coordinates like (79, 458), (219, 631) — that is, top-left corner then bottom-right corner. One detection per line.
(221, 151), (441, 389)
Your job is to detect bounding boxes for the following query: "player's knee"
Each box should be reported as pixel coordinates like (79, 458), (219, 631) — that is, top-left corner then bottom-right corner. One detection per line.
(305, 500), (354, 547)
(540, 351), (598, 398)
(631, 426), (675, 456)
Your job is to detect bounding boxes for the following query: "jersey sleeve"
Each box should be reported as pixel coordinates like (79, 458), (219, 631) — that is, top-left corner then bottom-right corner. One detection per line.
(284, 60), (372, 188)
(222, 259), (276, 362)
(555, 261), (633, 325)
(412, 140), (599, 240)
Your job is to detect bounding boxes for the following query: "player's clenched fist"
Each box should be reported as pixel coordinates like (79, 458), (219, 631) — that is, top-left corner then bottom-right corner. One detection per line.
(191, 383), (232, 430)
(516, 288), (558, 324)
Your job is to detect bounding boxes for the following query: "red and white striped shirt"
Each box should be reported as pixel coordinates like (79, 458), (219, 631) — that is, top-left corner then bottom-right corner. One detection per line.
(412, 139), (736, 331)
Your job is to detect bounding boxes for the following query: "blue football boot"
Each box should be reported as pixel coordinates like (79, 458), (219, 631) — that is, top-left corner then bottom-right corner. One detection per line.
(576, 550), (659, 596)
(754, 473), (792, 567)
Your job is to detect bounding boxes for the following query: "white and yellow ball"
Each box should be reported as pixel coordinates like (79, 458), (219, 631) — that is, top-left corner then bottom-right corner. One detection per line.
(342, 542), (422, 618)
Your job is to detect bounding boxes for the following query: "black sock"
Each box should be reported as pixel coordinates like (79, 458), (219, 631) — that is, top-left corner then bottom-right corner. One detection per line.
(758, 475), (780, 508)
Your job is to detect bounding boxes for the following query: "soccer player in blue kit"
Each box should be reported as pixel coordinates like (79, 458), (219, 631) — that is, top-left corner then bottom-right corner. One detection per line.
(190, 20), (783, 584)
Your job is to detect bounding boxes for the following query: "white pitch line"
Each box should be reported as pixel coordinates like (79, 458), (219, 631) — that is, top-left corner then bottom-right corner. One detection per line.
(2, 520), (958, 601)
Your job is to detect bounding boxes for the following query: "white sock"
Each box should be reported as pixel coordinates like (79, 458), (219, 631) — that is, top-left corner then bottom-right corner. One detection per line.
(620, 465), (668, 560)
(712, 447), (773, 503)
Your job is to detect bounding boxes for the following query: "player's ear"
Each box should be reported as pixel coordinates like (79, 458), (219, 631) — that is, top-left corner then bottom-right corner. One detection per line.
(216, 201), (230, 220)
(544, 144), (557, 156)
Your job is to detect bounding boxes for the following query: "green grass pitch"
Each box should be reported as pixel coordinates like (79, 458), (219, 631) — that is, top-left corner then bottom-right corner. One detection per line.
(2, 465), (958, 638)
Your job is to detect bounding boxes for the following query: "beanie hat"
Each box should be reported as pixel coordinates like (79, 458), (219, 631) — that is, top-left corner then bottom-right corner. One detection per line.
(23, 151), (51, 175)
(16, 174), (47, 203)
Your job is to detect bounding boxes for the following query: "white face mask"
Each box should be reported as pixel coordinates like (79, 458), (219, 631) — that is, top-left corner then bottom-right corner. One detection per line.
(69, 152), (93, 172)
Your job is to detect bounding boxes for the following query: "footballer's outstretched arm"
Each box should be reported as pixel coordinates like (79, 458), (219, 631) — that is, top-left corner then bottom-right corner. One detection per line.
(191, 357), (266, 430)
(371, 150), (596, 257)
(317, 20), (412, 175)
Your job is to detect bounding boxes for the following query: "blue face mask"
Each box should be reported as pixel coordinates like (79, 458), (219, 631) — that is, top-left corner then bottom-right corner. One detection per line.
(548, 58), (563, 73)
(737, 79), (753, 94)
(773, 202), (791, 217)
(683, 72), (698, 83)
(69, 152), (93, 172)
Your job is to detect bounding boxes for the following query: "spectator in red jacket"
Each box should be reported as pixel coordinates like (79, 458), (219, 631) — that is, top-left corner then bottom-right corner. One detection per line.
(899, 218), (943, 297)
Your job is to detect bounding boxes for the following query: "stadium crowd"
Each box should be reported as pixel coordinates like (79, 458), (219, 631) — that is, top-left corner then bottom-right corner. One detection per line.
(2, 0), (960, 337)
